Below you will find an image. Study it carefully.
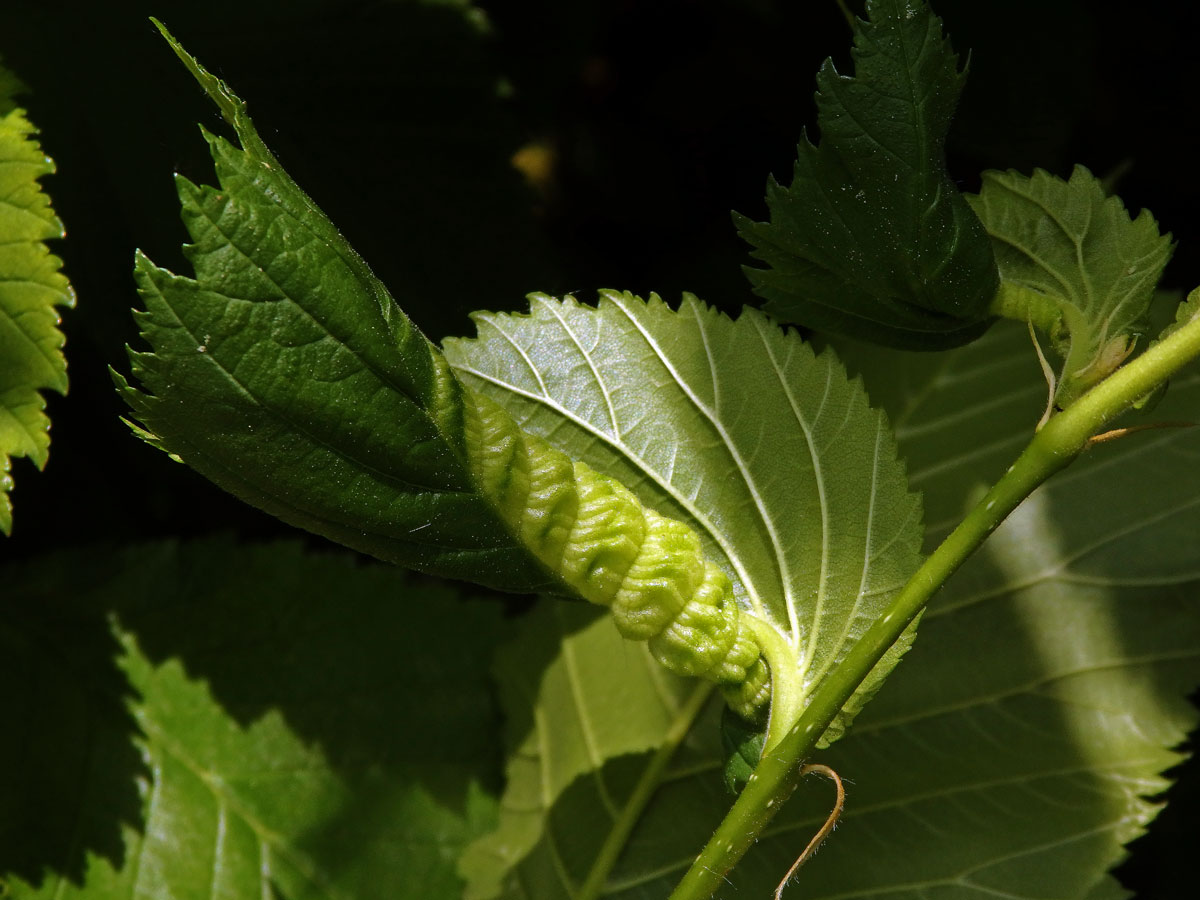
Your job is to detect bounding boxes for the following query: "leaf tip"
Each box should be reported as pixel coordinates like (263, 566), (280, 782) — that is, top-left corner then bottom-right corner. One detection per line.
(151, 18), (243, 131)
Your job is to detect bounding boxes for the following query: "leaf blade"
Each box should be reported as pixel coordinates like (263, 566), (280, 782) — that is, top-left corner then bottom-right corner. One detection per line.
(118, 34), (557, 592)
(967, 165), (1174, 404)
(0, 64), (73, 534)
(469, 321), (1200, 899)
(444, 291), (924, 743)
(460, 601), (713, 900)
(1, 538), (507, 900)
(736, 0), (998, 348)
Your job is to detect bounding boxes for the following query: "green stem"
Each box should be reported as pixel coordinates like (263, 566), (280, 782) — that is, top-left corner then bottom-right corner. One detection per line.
(742, 614), (804, 753)
(577, 681), (714, 900)
(668, 310), (1200, 900)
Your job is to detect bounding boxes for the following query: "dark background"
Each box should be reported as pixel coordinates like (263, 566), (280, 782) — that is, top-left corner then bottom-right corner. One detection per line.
(1, 0), (1196, 894)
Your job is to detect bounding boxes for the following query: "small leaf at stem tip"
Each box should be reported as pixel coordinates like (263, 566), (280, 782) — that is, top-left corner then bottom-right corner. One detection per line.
(967, 164), (1174, 407)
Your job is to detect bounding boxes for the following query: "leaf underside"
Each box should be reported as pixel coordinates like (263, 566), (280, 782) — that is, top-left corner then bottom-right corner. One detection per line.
(459, 602), (714, 900)
(1, 539), (505, 900)
(0, 65), (73, 534)
(736, 0), (998, 349)
(444, 291), (924, 745)
(468, 319), (1200, 899)
(967, 165), (1174, 405)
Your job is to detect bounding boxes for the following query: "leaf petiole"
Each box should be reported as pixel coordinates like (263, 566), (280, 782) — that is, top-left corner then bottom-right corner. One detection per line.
(741, 613), (804, 753)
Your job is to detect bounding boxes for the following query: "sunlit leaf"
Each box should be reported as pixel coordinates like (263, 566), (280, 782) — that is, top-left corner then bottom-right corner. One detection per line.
(466, 320), (1200, 898)
(0, 63), (73, 534)
(444, 291), (924, 745)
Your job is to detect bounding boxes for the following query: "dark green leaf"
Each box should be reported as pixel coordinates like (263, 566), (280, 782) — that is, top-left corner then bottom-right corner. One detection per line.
(0, 62), (73, 534)
(720, 707), (766, 792)
(117, 27), (556, 592)
(736, 0), (998, 349)
(1, 538), (505, 899)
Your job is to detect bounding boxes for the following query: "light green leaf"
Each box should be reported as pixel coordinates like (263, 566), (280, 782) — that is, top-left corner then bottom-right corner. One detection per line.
(468, 321), (1200, 898)
(736, 0), (998, 349)
(0, 62), (73, 534)
(834, 322), (1048, 544)
(459, 601), (716, 900)
(967, 165), (1174, 405)
(444, 291), (924, 745)
(1, 538), (504, 899)
(118, 25), (556, 593)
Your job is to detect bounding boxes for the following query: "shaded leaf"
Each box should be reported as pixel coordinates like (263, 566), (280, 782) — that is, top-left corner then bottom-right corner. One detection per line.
(444, 291), (923, 744)
(736, 0), (998, 349)
(0, 63), (73, 534)
(1, 538), (505, 899)
(1150, 285), (1200, 349)
(459, 602), (715, 900)
(967, 165), (1173, 405)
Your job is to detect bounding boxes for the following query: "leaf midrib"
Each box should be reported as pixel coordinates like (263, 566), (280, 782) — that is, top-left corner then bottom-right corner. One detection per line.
(133, 704), (347, 900)
(143, 273), (470, 499)
(450, 317), (771, 620)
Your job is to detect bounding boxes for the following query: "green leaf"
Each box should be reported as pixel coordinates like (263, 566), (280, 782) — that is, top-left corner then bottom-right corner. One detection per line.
(443, 291), (924, 745)
(121, 32), (777, 715)
(459, 601), (716, 900)
(468, 321), (1200, 898)
(0, 62), (73, 534)
(118, 25), (555, 593)
(1150, 284), (1200, 349)
(736, 0), (998, 349)
(967, 165), (1174, 405)
(1, 538), (505, 899)
(833, 322), (1048, 544)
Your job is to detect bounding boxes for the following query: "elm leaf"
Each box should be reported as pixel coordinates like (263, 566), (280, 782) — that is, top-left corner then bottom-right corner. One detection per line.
(736, 0), (998, 349)
(444, 291), (924, 746)
(0, 63), (73, 534)
(966, 165), (1174, 405)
